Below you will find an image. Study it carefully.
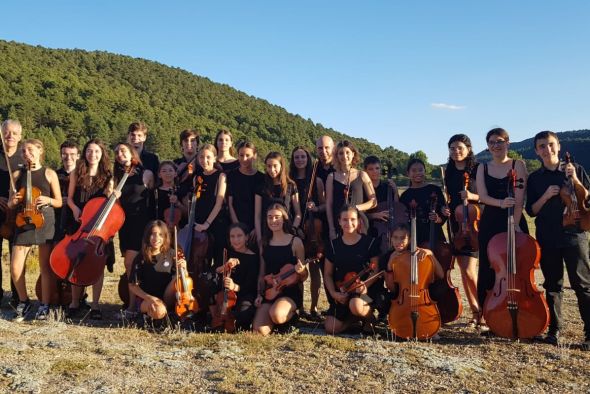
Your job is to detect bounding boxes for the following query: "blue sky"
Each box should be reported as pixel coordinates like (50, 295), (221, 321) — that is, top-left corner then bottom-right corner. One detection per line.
(1, 1), (589, 163)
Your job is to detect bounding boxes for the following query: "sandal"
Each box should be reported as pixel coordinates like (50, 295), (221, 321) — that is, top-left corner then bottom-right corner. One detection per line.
(89, 309), (103, 320)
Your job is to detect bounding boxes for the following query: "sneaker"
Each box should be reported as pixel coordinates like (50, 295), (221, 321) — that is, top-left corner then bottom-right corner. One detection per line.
(543, 331), (560, 346)
(582, 335), (590, 351)
(14, 300), (32, 322)
(35, 304), (50, 321)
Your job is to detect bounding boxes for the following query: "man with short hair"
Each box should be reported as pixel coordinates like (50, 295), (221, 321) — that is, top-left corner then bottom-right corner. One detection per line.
(54, 140), (80, 242)
(127, 121), (159, 174)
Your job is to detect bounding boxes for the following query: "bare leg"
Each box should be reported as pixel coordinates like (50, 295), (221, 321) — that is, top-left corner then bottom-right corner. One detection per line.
(91, 273), (104, 310)
(10, 245), (31, 302)
(253, 303), (273, 335)
(308, 261), (321, 313)
(268, 297), (297, 325)
(458, 255), (480, 319)
(38, 243), (53, 305)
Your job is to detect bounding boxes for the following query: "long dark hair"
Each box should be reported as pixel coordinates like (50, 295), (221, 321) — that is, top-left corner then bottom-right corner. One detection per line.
(406, 158), (425, 187)
(141, 220), (171, 263)
(261, 203), (294, 248)
(263, 151), (294, 198)
(114, 142), (142, 182)
(446, 134), (476, 173)
(288, 146), (313, 181)
(75, 138), (112, 191)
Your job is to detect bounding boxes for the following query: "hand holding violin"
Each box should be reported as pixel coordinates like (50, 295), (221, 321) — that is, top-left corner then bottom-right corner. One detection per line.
(8, 191), (22, 208)
(294, 259), (307, 275)
(306, 201), (318, 212)
(428, 211), (442, 223)
(499, 197), (516, 209)
(564, 162), (579, 182)
(35, 195), (53, 209)
(224, 277), (238, 292)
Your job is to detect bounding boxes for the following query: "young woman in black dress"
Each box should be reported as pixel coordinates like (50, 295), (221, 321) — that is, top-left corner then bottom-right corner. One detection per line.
(326, 140), (376, 240)
(129, 220), (186, 322)
(253, 203), (307, 335)
(324, 205), (382, 334)
(399, 158), (447, 245)
(289, 146), (325, 318)
(475, 128), (528, 331)
(255, 151), (302, 244)
(215, 129), (239, 173)
(9, 139), (63, 321)
(211, 222), (259, 331)
(115, 142), (155, 317)
(443, 134), (481, 327)
(191, 143), (227, 272)
(66, 139), (114, 319)
(151, 161), (186, 227)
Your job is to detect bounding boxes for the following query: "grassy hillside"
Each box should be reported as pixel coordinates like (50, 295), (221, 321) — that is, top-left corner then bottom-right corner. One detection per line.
(0, 40), (409, 170)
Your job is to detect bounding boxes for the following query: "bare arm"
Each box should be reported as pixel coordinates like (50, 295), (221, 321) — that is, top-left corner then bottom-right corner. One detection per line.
(357, 171), (377, 211)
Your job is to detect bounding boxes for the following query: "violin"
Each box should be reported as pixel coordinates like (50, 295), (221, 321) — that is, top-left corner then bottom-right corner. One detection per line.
(174, 226), (199, 320)
(302, 159), (324, 259)
(336, 261), (384, 298)
(176, 152), (198, 185)
(177, 175), (209, 279)
(210, 250), (239, 332)
(263, 257), (318, 301)
(421, 191), (461, 324)
(388, 200), (441, 340)
(0, 130), (16, 240)
(15, 161), (45, 230)
(560, 152), (590, 231)
(50, 160), (135, 286)
(453, 172), (480, 251)
(35, 274), (72, 306)
(484, 168), (549, 339)
(162, 187), (182, 232)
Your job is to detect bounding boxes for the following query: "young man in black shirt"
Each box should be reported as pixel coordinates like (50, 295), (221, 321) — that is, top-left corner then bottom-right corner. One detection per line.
(53, 140), (80, 242)
(127, 121), (160, 175)
(526, 131), (590, 349)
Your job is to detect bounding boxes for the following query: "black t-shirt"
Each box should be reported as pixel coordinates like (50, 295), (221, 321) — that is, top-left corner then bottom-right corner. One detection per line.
(129, 250), (176, 299)
(256, 181), (298, 219)
(526, 162), (590, 247)
(325, 234), (380, 283)
(399, 184), (447, 245)
(444, 162), (479, 212)
(226, 250), (259, 300)
(227, 170), (264, 229)
(0, 148), (25, 198)
(219, 160), (240, 173)
(140, 149), (160, 175)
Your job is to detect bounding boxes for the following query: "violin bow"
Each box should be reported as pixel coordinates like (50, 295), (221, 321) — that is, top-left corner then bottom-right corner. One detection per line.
(301, 159), (319, 224)
(0, 126), (16, 194)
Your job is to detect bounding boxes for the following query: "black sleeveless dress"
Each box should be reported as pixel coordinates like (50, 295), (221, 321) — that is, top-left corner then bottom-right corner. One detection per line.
(477, 161), (529, 307)
(118, 166), (151, 252)
(262, 236), (303, 307)
(14, 167), (55, 245)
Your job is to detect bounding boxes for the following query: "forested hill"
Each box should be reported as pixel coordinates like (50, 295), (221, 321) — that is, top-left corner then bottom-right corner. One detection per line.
(0, 40), (409, 169)
(476, 129), (590, 170)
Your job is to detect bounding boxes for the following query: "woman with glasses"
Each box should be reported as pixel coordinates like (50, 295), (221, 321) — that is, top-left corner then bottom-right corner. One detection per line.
(475, 128), (529, 332)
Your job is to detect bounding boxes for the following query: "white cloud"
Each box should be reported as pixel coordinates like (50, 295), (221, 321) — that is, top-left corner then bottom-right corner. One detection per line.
(431, 103), (466, 110)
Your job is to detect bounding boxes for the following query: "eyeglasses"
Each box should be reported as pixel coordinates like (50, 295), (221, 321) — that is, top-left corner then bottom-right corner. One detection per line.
(488, 140), (507, 147)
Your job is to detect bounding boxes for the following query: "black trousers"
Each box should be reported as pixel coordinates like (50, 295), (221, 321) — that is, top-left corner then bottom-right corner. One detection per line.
(540, 240), (590, 336)
(0, 239), (18, 300)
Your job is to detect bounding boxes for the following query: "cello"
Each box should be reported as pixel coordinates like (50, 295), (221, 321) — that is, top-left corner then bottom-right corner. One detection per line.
(0, 129), (16, 239)
(35, 275), (72, 306)
(174, 227), (199, 320)
(388, 200), (441, 340)
(210, 250), (239, 332)
(15, 160), (45, 230)
(50, 160), (136, 286)
(453, 172), (480, 251)
(301, 159), (324, 259)
(560, 152), (590, 231)
(177, 175), (209, 279)
(421, 191), (461, 324)
(484, 168), (549, 339)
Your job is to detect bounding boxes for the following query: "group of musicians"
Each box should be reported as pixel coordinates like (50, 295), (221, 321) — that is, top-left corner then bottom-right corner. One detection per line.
(0, 119), (588, 348)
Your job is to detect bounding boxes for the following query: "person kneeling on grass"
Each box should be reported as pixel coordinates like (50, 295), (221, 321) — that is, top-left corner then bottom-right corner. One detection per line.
(128, 220), (186, 324)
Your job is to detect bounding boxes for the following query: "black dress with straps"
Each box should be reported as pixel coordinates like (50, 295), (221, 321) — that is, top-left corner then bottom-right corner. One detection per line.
(477, 161), (529, 307)
(14, 167), (55, 245)
(262, 235), (303, 308)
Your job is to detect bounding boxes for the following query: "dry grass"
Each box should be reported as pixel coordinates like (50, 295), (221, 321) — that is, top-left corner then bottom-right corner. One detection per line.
(1, 221), (590, 393)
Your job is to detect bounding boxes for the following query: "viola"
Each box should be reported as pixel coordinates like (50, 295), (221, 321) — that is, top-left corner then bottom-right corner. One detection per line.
(263, 257), (318, 301)
(162, 187), (182, 231)
(50, 161), (135, 286)
(178, 175), (209, 279)
(15, 161), (45, 230)
(388, 200), (441, 340)
(174, 227), (199, 320)
(35, 274), (72, 306)
(560, 152), (590, 231)
(302, 159), (324, 259)
(0, 130), (16, 240)
(453, 172), (480, 251)
(210, 251), (239, 332)
(420, 191), (461, 324)
(484, 168), (549, 339)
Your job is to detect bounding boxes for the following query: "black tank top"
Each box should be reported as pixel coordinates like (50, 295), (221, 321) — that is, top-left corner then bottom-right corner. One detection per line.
(16, 167), (51, 196)
(195, 171), (221, 223)
(262, 236), (296, 275)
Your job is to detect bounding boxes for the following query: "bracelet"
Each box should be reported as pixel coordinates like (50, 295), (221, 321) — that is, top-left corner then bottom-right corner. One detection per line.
(205, 220), (211, 226)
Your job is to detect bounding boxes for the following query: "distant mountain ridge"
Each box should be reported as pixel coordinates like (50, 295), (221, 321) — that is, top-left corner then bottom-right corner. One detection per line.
(476, 129), (590, 170)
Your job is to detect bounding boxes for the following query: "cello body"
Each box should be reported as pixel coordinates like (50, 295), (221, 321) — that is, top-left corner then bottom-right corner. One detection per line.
(388, 201), (441, 339)
(51, 196), (125, 286)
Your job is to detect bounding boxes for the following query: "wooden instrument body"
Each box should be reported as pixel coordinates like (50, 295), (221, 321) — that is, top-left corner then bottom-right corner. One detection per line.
(388, 250), (441, 339)
(303, 214), (324, 259)
(0, 208), (16, 240)
(35, 274), (72, 306)
(484, 231), (549, 339)
(560, 177), (590, 231)
(175, 265), (199, 320)
(210, 257), (239, 332)
(263, 258), (315, 301)
(453, 203), (480, 251)
(50, 196), (125, 285)
(164, 204), (182, 231)
(15, 185), (45, 230)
